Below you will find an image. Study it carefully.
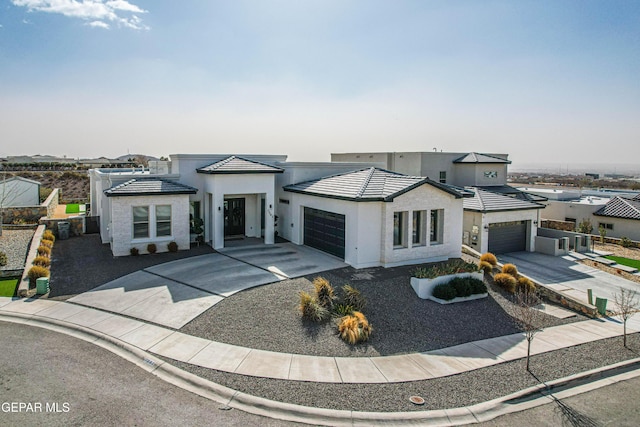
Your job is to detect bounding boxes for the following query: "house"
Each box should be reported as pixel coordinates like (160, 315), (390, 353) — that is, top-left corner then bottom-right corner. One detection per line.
(90, 154), (472, 268)
(331, 151), (544, 254)
(0, 176), (41, 207)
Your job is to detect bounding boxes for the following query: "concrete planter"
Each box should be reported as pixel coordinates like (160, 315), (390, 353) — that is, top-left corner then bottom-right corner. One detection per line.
(411, 271), (485, 302)
(429, 293), (488, 305)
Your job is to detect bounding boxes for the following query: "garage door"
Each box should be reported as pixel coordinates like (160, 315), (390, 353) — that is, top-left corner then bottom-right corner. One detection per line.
(488, 221), (526, 254)
(304, 207), (345, 259)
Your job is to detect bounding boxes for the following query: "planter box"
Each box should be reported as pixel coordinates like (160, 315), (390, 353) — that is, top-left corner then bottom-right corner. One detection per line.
(429, 293), (488, 305)
(411, 272), (485, 300)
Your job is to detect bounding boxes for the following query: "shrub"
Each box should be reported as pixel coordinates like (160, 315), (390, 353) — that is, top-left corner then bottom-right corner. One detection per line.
(43, 230), (56, 242)
(432, 283), (457, 300)
(478, 260), (494, 274)
(33, 256), (51, 267)
(502, 263), (519, 277)
(494, 273), (517, 293)
(449, 277), (472, 297)
(299, 291), (329, 322)
(469, 278), (487, 295)
(130, 247), (139, 256)
(167, 241), (178, 252)
(338, 311), (372, 344)
(334, 304), (354, 316)
(313, 277), (336, 309)
(40, 239), (54, 248)
(37, 245), (51, 257)
(413, 259), (477, 279)
(620, 237), (633, 248)
(341, 284), (366, 312)
(28, 265), (49, 284)
(147, 243), (157, 254)
(480, 252), (498, 266)
(0, 251), (7, 267)
(517, 277), (536, 293)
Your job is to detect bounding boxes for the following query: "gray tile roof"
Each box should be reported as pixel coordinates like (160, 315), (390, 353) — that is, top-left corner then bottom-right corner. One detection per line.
(594, 196), (640, 221)
(476, 185), (548, 202)
(196, 155), (284, 174)
(104, 178), (197, 197)
(453, 152), (511, 164)
(464, 187), (544, 212)
(284, 167), (471, 202)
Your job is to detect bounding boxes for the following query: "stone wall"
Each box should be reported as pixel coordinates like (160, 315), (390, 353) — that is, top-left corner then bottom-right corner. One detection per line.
(39, 217), (84, 237)
(541, 219), (575, 232)
(1, 188), (59, 224)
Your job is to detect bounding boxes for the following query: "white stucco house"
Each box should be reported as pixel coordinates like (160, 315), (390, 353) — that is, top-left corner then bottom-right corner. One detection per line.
(89, 154), (472, 268)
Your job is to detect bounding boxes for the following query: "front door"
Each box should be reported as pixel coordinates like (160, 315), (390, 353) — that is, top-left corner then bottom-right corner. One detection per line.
(224, 198), (245, 237)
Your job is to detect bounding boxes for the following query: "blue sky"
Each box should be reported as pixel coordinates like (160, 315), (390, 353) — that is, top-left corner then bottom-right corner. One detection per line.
(1, 1), (638, 168)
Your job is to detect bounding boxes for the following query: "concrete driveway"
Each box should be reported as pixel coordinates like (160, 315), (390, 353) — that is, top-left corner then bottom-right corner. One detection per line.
(498, 252), (640, 306)
(69, 243), (346, 329)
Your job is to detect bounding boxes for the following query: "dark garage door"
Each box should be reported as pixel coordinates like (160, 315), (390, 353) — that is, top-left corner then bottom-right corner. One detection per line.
(488, 221), (527, 254)
(304, 207), (345, 259)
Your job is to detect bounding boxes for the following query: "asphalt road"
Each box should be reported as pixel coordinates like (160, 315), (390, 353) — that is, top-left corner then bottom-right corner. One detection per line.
(0, 321), (299, 427)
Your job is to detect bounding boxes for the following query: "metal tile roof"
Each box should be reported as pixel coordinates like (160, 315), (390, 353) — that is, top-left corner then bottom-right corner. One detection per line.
(453, 152), (511, 164)
(464, 187), (544, 212)
(196, 155), (284, 174)
(104, 178), (197, 197)
(284, 167), (471, 202)
(594, 196), (640, 220)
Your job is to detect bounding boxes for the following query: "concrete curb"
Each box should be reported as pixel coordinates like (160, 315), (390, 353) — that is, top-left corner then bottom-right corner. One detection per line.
(2, 311), (640, 426)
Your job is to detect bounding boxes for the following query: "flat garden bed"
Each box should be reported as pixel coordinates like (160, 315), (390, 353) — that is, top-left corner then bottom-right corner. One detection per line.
(181, 263), (586, 357)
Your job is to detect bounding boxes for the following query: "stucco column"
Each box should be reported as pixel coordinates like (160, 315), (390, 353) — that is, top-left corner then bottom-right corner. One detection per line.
(213, 192), (225, 249)
(264, 191), (275, 245)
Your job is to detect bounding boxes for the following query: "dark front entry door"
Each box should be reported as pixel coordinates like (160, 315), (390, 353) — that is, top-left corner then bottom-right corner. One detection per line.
(224, 198), (245, 237)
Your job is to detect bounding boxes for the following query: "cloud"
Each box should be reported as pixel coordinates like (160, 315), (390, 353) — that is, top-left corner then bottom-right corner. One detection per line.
(11, 0), (149, 30)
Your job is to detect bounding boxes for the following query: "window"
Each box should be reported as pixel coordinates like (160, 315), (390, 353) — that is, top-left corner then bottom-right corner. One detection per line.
(439, 171), (447, 184)
(132, 206), (149, 238)
(393, 212), (408, 248)
(599, 223), (614, 231)
(430, 209), (443, 244)
(156, 205), (172, 237)
(412, 210), (426, 246)
(279, 198), (290, 205)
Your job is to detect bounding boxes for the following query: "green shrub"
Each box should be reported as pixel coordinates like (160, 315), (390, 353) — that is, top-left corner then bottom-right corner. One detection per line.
(478, 260), (494, 274)
(33, 256), (51, 268)
(130, 247), (139, 256)
(27, 265), (49, 284)
(167, 241), (178, 252)
(37, 245), (51, 257)
(43, 230), (56, 242)
(413, 259), (477, 279)
(517, 277), (536, 293)
(449, 277), (472, 297)
(469, 278), (487, 294)
(338, 311), (372, 344)
(432, 283), (457, 300)
(502, 263), (519, 277)
(147, 243), (157, 254)
(299, 291), (329, 322)
(334, 304), (354, 316)
(620, 237), (633, 248)
(494, 273), (517, 293)
(313, 277), (336, 309)
(0, 251), (7, 267)
(480, 252), (498, 266)
(341, 284), (366, 312)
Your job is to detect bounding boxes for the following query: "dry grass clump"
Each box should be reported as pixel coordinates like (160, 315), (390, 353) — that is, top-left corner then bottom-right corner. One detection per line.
(480, 252), (498, 266)
(313, 277), (336, 309)
(494, 273), (517, 294)
(338, 311), (372, 344)
(37, 245), (51, 257)
(502, 263), (519, 277)
(33, 256), (51, 268)
(299, 291), (329, 322)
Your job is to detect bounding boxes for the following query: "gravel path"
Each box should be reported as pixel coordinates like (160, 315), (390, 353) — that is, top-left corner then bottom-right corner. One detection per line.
(0, 228), (35, 271)
(163, 333), (640, 413)
(181, 264), (586, 357)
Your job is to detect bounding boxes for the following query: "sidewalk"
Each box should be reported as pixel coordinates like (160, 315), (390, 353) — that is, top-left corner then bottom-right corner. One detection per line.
(1, 296), (636, 384)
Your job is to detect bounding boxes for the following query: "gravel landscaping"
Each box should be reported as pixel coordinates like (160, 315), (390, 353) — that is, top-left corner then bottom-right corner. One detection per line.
(181, 264), (587, 357)
(0, 228), (35, 271)
(162, 333), (640, 413)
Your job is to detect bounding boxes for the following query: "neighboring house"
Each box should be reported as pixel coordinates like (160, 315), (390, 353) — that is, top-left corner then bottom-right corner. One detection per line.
(331, 151), (543, 254)
(593, 195), (640, 240)
(0, 176), (40, 207)
(90, 154), (471, 267)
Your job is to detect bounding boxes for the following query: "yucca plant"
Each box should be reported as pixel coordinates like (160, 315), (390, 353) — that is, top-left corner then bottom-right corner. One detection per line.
(341, 284), (366, 312)
(338, 311), (372, 344)
(494, 273), (517, 294)
(334, 303), (355, 316)
(480, 252), (498, 266)
(33, 256), (51, 268)
(299, 291), (329, 322)
(313, 277), (336, 309)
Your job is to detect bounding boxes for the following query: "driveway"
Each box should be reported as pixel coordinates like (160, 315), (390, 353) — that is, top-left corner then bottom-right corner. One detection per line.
(68, 243), (346, 329)
(498, 251), (640, 309)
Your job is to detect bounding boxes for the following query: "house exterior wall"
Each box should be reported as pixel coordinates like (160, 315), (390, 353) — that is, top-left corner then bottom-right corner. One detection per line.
(450, 163), (508, 187)
(464, 209), (539, 254)
(1, 178), (39, 207)
(109, 194), (191, 256)
(381, 184), (463, 267)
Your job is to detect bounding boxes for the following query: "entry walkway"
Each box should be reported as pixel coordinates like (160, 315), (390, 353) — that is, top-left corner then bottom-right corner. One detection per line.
(0, 296), (635, 384)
